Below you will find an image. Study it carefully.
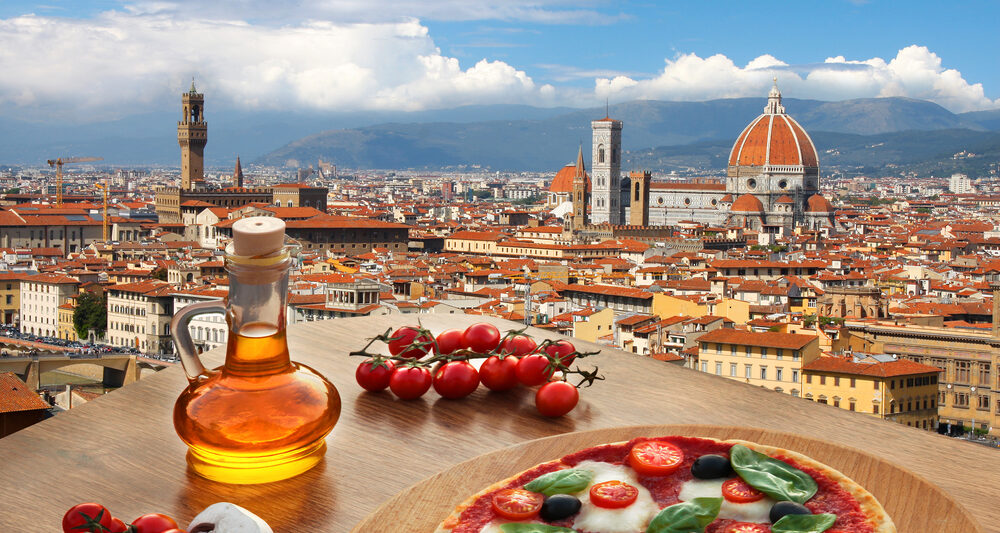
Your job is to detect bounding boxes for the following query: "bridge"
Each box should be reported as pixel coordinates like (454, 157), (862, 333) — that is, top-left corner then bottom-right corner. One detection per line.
(0, 354), (138, 390)
(0, 336), (82, 357)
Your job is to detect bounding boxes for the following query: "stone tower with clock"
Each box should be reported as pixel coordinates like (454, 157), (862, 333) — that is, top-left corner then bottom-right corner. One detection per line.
(178, 80), (208, 191)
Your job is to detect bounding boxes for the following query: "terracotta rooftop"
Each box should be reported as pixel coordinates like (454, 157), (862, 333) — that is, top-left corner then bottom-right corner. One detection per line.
(698, 328), (816, 350)
(802, 356), (943, 378)
(0, 373), (50, 414)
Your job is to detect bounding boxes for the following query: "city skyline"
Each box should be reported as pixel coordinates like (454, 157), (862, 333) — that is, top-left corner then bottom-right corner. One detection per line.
(0, 0), (997, 125)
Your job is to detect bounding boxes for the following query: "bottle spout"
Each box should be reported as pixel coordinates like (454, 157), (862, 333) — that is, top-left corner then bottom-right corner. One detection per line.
(232, 217), (286, 257)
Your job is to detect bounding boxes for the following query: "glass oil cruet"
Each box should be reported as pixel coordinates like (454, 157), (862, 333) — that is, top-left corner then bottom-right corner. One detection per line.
(171, 216), (340, 484)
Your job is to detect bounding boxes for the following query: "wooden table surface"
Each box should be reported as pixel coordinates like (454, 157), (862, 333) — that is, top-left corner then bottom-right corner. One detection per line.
(0, 314), (996, 532)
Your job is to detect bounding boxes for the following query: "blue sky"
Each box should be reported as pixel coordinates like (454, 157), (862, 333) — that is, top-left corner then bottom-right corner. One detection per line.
(0, 0), (997, 122)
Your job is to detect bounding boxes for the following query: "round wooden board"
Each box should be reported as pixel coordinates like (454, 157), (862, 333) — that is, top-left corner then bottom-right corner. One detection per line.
(353, 424), (980, 533)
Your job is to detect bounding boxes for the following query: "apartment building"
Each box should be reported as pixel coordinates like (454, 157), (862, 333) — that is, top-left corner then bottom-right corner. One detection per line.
(19, 274), (80, 337)
(696, 328), (820, 396)
(106, 280), (174, 354)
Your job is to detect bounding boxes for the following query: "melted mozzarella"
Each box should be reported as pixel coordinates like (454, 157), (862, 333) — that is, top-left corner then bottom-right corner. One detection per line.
(676, 478), (775, 523)
(571, 460), (659, 533)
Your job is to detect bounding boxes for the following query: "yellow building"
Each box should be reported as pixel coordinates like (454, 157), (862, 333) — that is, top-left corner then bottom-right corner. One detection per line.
(0, 273), (24, 325)
(652, 293), (707, 320)
(802, 356), (941, 431)
(697, 328), (820, 396)
(572, 308), (615, 344)
(57, 300), (78, 342)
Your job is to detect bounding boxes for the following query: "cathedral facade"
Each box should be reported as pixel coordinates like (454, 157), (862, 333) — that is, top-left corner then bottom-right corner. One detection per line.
(551, 82), (836, 234)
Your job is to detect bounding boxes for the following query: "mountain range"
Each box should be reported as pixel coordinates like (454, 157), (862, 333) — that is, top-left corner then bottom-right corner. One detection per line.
(2, 97), (998, 175)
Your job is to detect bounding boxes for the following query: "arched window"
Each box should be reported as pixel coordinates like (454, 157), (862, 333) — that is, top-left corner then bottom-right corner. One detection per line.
(598, 145), (605, 163)
(634, 182), (640, 201)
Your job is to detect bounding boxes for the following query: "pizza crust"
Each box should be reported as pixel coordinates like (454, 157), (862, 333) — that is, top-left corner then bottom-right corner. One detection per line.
(435, 436), (896, 533)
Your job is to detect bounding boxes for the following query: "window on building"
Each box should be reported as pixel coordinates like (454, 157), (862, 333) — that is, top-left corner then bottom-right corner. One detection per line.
(793, 350), (800, 361)
(730, 363), (737, 377)
(833, 398), (840, 408)
(745, 364), (752, 379)
(834, 376), (840, 386)
(874, 380), (879, 390)
(806, 374), (812, 384)
(701, 362), (707, 373)
(979, 364), (991, 387)
(776, 368), (783, 382)
(849, 401), (856, 411)
(956, 361), (971, 383)
(761, 347), (767, 358)
(715, 362), (722, 376)
(850, 377), (856, 388)
(731, 345), (737, 356)
(760, 366), (767, 380)
(776, 348), (783, 360)
(954, 392), (969, 407)
(820, 375), (826, 385)
(978, 395), (990, 411)
(791, 369), (799, 383)
(872, 403), (879, 415)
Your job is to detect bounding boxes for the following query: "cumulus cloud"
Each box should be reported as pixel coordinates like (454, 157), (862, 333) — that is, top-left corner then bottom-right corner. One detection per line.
(0, 11), (554, 120)
(598, 45), (1000, 112)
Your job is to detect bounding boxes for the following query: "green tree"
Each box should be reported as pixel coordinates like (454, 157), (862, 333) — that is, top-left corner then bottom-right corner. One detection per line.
(73, 290), (107, 339)
(151, 267), (168, 281)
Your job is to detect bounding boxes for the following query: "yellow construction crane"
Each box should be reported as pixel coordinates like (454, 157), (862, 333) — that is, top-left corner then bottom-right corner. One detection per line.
(94, 180), (109, 243)
(46, 156), (103, 207)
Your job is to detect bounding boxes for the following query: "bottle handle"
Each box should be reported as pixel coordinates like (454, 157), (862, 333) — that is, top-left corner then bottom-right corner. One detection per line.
(171, 300), (226, 381)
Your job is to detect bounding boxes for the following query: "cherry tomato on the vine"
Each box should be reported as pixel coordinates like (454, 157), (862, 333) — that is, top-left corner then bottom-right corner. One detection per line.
(463, 323), (501, 353)
(63, 503), (114, 533)
(544, 340), (577, 366)
(355, 359), (395, 392)
(389, 366), (432, 400)
(108, 517), (129, 533)
(434, 328), (466, 355)
(131, 513), (179, 533)
(516, 353), (554, 386)
(433, 361), (480, 399)
(499, 334), (537, 357)
(535, 380), (579, 417)
(387, 326), (432, 359)
(479, 355), (520, 391)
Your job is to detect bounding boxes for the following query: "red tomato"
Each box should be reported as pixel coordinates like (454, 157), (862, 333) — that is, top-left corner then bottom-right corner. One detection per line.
(499, 334), (537, 356)
(724, 523), (769, 533)
(628, 441), (685, 476)
(355, 359), (395, 392)
(516, 353), (554, 386)
(722, 478), (765, 503)
(479, 355), (520, 391)
(535, 381), (579, 417)
(131, 513), (179, 533)
(434, 328), (466, 355)
(433, 361), (480, 399)
(463, 323), (501, 353)
(491, 488), (543, 520)
(63, 503), (114, 533)
(389, 366), (432, 400)
(589, 480), (639, 509)
(108, 518), (129, 533)
(387, 326), (432, 359)
(161, 530), (187, 533)
(544, 340), (577, 366)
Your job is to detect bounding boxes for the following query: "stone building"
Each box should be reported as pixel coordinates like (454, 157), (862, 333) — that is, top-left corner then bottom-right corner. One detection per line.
(272, 183), (328, 211)
(105, 280), (174, 354)
(817, 286), (888, 319)
(19, 274), (80, 337)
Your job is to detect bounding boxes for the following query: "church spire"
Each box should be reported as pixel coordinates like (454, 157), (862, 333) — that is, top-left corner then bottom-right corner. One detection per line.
(575, 144), (586, 177)
(765, 77), (785, 115)
(233, 156), (244, 188)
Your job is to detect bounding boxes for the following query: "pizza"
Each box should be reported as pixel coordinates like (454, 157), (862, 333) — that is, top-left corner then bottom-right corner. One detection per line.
(436, 436), (895, 533)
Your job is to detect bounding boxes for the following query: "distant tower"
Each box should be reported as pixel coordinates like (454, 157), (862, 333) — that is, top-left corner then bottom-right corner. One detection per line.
(629, 170), (651, 226)
(178, 79), (207, 191)
(232, 156), (244, 188)
(572, 146), (588, 231)
(591, 115), (623, 224)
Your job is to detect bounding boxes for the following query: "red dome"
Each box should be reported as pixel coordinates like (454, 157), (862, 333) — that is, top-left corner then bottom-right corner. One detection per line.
(806, 194), (834, 213)
(731, 194), (765, 212)
(549, 164), (590, 194)
(776, 195), (794, 204)
(728, 85), (818, 169)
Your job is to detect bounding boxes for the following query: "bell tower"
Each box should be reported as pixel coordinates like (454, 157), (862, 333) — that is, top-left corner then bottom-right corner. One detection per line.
(178, 79), (208, 191)
(591, 115), (623, 225)
(572, 146), (588, 231)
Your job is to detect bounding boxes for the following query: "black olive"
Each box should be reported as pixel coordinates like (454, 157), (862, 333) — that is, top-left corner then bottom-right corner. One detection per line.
(690, 454), (733, 479)
(539, 494), (582, 521)
(770, 501), (811, 523)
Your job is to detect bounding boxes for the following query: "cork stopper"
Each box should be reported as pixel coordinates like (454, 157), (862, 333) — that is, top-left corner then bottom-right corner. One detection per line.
(232, 217), (286, 257)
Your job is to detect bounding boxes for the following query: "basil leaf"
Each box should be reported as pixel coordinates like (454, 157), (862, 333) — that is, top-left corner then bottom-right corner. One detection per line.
(730, 445), (818, 504)
(499, 525), (576, 533)
(646, 497), (722, 533)
(771, 513), (837, 533)
(523, 468), (593, 496)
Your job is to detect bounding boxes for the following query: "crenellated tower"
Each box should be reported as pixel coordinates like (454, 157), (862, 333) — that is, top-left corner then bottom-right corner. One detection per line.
(178, 80), (208, 191)
(629, 170), (651, 226)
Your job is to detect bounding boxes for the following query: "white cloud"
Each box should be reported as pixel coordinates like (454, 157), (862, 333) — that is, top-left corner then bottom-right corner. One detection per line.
(598, 46), (1000, 113)
(0, 12), (553, 120)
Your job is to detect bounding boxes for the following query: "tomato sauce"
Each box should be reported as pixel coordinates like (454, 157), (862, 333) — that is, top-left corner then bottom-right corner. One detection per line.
(449, 437), (876, 533)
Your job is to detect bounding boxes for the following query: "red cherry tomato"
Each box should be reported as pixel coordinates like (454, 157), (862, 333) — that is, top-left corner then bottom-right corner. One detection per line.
(435, 328), (466, 355)
(724, 523), (770, 533)
(628, 441), (685, 476)
(108, 518), (129, 533)
(131, 513), (179, 533)
(479, 355), (520, 391)
(722, 477), (765, 503)
(589, 480), (639, 509)
(463, 322), (501, 353)
(355, 359), (395, 391)
(161, 530), (187, 533)
(63, 503), (114, 533)
(499, 334), (537, 356)
(491, 488), (543, 520)
(387, 326), (432, 359)
(544, 340), (577, 366)
(535, 381), (579, 417)
(433, 361), (480, 399)
(389, 366), (432, 399)
(516, 353), (554, 386)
